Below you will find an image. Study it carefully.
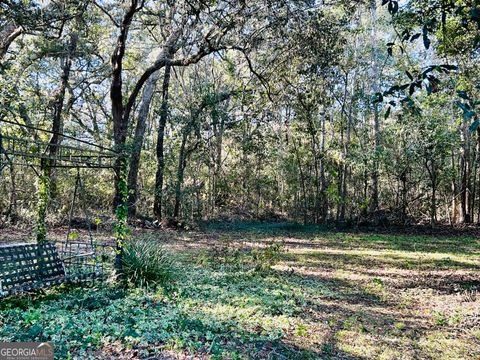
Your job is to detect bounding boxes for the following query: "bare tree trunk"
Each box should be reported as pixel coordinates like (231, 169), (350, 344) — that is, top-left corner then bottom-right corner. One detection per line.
(470, 131), (478, 222)
(127, 69), (161, 217)
(451, 150), (459, 223)
(36, 31), (77, 242)
(460, 125), (471, 223)
(292, 136), (308, 224)
(8, 163), (17, 223)
(319, 108), (327, 222)
(369, 0), (380, 213)
(111, 0), (140, 211)
(426, 159), (437, 226)
(47, 32), (78, 167)
(432, 181), (437, 225)
(306, 112), (320, 223)
(211, 110), (225, 214)
(337, 75), (348, 221)
(241, 114), (250, 210)
(339, 99), (353, 222)
(153, 64), (172, 221)
(174, 129), (190, 219)
(477, 129), (480, 223)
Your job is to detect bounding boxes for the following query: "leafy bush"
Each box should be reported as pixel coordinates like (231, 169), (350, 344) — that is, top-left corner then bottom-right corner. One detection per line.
(122, 237), (175, 289)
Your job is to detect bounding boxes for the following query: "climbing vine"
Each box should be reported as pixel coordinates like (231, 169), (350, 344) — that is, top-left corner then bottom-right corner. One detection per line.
(36, 159), (50, 243)
(114, 149), (131, 271)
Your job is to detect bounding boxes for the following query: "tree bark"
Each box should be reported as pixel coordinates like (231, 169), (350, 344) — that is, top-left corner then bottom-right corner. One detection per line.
(369, 0), (380, 213)
(0, 24), (22, 62)
(36, 31), (77, 242)
(211, 104), (226, 214)
(460, 124), (471, 223)
(292, 136), (308, 225)
(127, 69), (161, 217)
(173, 127), (191, 219)
(153, 64), (172, 221)
(45, 32), (78, 183)
(111, 0), (140, 210)
(319, 108), (327, 222)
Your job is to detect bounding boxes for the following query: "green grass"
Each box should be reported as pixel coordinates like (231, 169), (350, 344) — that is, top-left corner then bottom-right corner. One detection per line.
(1, 223), (479, 359)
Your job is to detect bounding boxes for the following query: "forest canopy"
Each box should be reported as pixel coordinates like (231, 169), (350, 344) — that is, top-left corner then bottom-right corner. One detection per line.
(1, 0), (480, 227)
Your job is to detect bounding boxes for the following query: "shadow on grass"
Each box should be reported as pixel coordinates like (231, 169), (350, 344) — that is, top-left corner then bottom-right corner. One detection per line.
(282, 251), (480, 271)
(201, 221), (480, 256)
(2, 222), (479, 359)
(177, 265), (387, 358)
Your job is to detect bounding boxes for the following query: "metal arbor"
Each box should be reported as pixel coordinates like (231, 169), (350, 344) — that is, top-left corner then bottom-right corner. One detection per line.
(0, 119), (118, 296)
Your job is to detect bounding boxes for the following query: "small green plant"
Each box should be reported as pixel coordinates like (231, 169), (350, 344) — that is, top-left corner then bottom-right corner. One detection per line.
(67, 232), (78, 240)
(122, 237), (175, 289)
(251, 242), (285, 271)
(294, 323), (308, 337)
(433, 311), (448, 326)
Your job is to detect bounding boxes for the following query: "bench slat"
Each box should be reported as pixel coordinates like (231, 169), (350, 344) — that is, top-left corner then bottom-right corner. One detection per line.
(0, 243), (66, 296)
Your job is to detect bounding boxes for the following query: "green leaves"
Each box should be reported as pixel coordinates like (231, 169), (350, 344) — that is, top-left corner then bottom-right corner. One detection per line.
(373, 92), (384, 104)
(382, 0), (399, 16)
(384, 106), (391, 119)
(469, 119), (479, 132)
(455, 91), (479, 131)
(457, 91), (470, 100)
(422, 25), (431, 50)
(377, 64), (459, 105)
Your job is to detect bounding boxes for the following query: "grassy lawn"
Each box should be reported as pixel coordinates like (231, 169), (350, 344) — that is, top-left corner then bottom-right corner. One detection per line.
(1, 223), (479, 359)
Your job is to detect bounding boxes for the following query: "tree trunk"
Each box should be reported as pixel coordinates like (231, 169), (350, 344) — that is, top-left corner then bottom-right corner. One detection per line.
(127, 69), (161, 217)
(432, 178), (437, 226)
(477, 129), (480, 223)
(111, 0), (140, 211)
(45, 32), (78, 185)
(340, 99), (353, 222)
(451, 150), (459, 223)
(306, 109), (320, 223)
(460, 125), (471, 223)
(319, 108), (327, 222)
(369, 0), (380, 213)
(174, 129), (189, 219)
(292, 137), (308, 224)
(211, 109), (225, 214)
(153, 64), (172, 221)
(470, 131), (478, 222)
(0, 24), (22, 62)
(426, 158), (437, 226)
(36, 32), (77, 242)
(8, 163), (17, 223)
(400, 168), (408, 224)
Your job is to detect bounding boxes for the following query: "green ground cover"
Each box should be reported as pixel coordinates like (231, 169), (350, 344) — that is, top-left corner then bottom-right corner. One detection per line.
(1, 223), (479, 359)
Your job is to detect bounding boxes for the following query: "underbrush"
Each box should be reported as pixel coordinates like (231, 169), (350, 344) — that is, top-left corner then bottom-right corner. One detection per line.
(0, 251), (316, 359)
(1, 228), (478, 360)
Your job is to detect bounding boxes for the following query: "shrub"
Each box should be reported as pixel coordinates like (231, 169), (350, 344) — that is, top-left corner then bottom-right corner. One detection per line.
(122, 237), (175, 289)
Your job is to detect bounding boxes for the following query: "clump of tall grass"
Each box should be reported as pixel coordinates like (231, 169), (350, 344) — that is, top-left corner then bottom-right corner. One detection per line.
(122, 237), (175, 289)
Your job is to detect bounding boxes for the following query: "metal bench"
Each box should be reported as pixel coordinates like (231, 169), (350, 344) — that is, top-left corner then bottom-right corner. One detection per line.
(0, 243), (66, 297)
